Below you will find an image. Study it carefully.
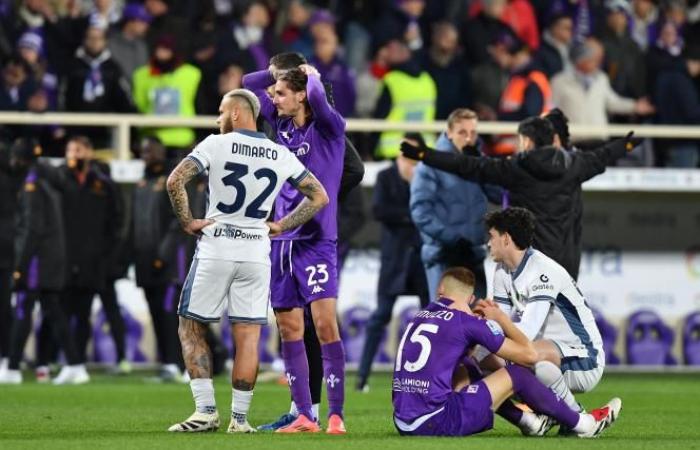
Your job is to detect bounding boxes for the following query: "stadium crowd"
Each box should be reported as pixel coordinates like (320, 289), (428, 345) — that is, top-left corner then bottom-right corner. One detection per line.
(0, 0), (699, 165)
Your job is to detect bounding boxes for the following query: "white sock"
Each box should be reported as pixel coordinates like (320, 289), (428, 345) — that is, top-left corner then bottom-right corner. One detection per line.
(0, 357), (8, 370)
(289, 401), (298, 416)
(312, 403), (320, 421)
(232, 389), (254, 424)
(534, 361), (581, 412)
(519, 411), (539, 429)
(190, 378), (216, 414)
(573, 413), (595, 433)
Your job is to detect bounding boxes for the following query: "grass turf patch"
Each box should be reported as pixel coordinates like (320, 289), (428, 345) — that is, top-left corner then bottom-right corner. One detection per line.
(1, 372), (699, 449)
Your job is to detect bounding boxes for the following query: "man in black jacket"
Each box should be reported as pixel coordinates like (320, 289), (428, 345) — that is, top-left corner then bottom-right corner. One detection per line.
(130, 136), (183, 380)
(0, 140), (23, 374)
(58, 136), (120, 382)
(0, 138), (82, 385)
(356, 154), (429, 392)
(401, 116), (640, 279)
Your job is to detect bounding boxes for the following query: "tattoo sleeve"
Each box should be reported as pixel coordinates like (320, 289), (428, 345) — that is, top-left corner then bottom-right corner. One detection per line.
(179, 317), (212, 379)
(166, 159), (200, 229)
(277, 173), (328, 232)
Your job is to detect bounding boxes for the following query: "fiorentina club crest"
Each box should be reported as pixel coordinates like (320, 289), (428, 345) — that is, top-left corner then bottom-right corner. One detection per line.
(286, 372), (297, 385)
(326, 374), (340, 389)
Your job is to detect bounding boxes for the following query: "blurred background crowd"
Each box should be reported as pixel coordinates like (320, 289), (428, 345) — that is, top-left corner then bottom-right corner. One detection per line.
(0, 0), (699, 166)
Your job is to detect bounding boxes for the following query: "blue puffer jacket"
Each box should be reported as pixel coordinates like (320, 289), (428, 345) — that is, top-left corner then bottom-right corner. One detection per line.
(410, 133), (496, 265)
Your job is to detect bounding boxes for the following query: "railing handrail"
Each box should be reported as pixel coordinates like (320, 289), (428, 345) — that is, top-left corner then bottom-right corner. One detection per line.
(1, 111), (699, 160)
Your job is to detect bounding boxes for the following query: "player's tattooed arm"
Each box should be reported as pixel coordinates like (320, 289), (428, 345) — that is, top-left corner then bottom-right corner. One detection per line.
(166, 159), (213, 235)
(268, 172), (329, 237)
(179, 318), (213, 378)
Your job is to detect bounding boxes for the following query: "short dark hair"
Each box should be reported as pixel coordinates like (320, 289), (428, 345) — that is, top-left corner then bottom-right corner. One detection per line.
(439, 267), (476, 288)
(517, 116), (554, 147)
(67, 135), (94, 150)
(543, 108), (571, 148)
(277, 68), (307, 93)
(269, 52), (307, 70)
(484, 207), (536, 250)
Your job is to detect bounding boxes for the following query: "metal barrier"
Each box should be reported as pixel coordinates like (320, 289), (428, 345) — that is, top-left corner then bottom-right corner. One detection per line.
(2, 111), (700, 160)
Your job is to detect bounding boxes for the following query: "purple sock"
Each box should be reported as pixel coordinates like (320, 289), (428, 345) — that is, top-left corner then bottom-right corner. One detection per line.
(506, 365), (579, 429)
(282, 340), (313, 419)
(497, 400), (524, 425)
(321, 340), (345, 418)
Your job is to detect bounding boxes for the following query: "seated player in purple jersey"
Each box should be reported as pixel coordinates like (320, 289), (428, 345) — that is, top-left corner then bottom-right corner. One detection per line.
(243, 61), (347, 434)
(392, 267), (622, 437)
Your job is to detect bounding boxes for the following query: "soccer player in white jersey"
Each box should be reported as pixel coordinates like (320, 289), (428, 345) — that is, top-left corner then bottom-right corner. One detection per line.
(485, 207), (605, 418)
(165, 89), (329, 433)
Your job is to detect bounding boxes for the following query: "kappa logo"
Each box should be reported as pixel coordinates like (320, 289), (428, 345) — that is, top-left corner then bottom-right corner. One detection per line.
(326, 374), (340, 389)
(285, 372), (296, 385)
(467, 385), (479, 394)
(311, 285), (325, 295)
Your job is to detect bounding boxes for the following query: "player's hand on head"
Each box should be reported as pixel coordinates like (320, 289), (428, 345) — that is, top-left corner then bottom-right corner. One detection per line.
(299, 64), (320, 78)
(184, 218), (214, 236)
(267, 221), (283, 237)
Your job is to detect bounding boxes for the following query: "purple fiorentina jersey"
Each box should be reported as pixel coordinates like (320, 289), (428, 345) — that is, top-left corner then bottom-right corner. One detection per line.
(392, 298), (505, 422)
(243, 70), (346, 240)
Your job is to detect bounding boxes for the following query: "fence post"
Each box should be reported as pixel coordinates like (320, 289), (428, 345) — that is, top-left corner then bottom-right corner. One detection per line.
(116, 119), (130, 160)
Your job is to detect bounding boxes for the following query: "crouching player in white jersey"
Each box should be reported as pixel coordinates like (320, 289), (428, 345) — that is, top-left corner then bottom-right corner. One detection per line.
(484, 207), (606, 424)
(165, 89), (329, 433)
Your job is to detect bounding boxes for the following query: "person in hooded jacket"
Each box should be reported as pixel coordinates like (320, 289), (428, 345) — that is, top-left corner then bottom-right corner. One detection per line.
(401, 116), (641, 279)
(0, 138), (83, 385)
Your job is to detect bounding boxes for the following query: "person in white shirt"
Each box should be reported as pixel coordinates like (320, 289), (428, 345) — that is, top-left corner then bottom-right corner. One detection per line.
(165, 88), (329, 433)
(484, 207), (605, 417)
(550, 37), (654, 133)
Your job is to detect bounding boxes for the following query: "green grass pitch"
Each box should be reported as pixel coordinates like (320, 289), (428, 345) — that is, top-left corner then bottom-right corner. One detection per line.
(1, 372), (699, 449)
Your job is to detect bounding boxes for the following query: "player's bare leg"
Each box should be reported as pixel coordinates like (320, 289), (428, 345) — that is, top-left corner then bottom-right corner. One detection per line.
(310, 298), (346, 434)
(227, 323), (260, 433)
(275, 308), (320, 433)
(480, 366), (620, 438)
(168, 318), (219, 432)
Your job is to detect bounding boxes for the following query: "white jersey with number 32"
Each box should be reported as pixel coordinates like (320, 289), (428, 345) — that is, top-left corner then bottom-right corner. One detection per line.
(186, 130), (308, 263)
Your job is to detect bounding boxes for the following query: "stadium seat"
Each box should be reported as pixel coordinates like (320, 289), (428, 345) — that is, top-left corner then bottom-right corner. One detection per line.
(682, 312), (700, 365)
(92, 307), (147, 363)
(626, 310), (677, 365)
(593, 309), (620, 365)
(340, 306), (390, 364)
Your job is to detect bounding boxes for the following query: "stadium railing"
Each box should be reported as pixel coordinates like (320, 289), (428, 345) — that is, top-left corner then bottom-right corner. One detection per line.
(2, 112), (700, 192)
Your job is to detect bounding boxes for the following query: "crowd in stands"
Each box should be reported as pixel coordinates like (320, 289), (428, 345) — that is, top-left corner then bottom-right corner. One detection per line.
(0, 0), (699, 165)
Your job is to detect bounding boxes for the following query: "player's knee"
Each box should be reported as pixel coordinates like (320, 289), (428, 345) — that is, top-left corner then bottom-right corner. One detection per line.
(314, 318), (339, 344)
(277, 318), (303, 341)
(534, 360), (563, 386)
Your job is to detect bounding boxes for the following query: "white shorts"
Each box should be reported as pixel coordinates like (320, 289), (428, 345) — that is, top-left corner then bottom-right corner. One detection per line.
(556, 342), (606, 393)
(178, 258), (270, 324)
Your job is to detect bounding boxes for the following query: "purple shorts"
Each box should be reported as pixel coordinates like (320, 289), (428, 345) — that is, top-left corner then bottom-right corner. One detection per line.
(270, 239), (338, 309)
(395, 381), (494, 437)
